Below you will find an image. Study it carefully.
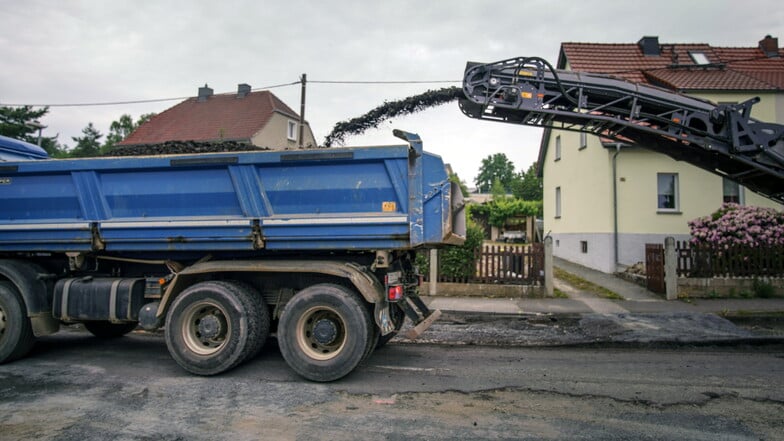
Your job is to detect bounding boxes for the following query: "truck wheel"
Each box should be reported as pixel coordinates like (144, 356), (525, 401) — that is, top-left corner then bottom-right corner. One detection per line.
(0, 282), (35, 364)
(165, 281), (257, 376)
(227, 281), (270, 362)
(376, 303), (405, 349)
(83, 321), (138, 339)
(278, 284), (372, 382)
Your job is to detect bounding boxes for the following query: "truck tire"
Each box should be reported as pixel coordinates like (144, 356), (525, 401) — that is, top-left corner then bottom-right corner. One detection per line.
(0, 281), (35, 364)
(83, 321), (138, 339)
(164, 281), (259, 376)
(227, 281), (271, 362)
(278, 284), (373, 382)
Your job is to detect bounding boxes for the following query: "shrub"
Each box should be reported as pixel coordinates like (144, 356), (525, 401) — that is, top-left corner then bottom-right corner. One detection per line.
(470, 198), (542, 228)
(688, 203), (784, 248)
(418, 219), (485, 280)
(752, 278), (776, 298)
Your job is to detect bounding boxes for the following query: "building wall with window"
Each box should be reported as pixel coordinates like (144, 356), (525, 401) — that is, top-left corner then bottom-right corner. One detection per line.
(542, 111), (782, 273)
(540, 36), (784, 273)
(542, 88), (782, 273)
(251, 112), (316, 149)
(543, 132), (782, 273)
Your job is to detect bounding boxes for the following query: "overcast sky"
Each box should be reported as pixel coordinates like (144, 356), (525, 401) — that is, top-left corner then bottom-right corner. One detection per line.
(1, 0), (781, 185)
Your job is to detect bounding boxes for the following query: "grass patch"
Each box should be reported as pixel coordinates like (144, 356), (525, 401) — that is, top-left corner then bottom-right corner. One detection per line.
(553, 288), (569, 298)
(554, 267), (624, 300)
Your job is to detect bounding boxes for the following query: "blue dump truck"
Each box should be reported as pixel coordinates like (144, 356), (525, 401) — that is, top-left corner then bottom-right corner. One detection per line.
(0, 130), (465, 381)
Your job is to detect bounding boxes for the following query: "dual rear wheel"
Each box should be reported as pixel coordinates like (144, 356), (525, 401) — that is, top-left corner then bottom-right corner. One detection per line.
(165, 281), (270, 376)
(164, 281), (381, 382)
(277, 284), (375, 382)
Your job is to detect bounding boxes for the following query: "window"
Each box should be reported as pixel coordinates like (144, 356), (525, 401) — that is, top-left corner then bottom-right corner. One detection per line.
(555, 186), (562, 218)
(657, 173), (679, 211)
(722, 177), (744, 204)
(689, 51), (710, 65)
(580, 240), (588, 253)
(554, 136), (561, 161)
(287, 120), (298, 141)
(579, 132), (587, 150)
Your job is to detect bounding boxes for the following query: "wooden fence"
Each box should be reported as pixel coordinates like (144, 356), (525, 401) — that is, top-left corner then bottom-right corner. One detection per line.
(675, 240), (784, 278)
(427, 244), (544, 285)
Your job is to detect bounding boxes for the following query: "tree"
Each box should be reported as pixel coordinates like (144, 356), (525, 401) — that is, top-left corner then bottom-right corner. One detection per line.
(474, 153), (515, 193)
(103, 113), (156, 152)
(511, 162), (543, 201)
(0, 105), (65, 157)
(491, 178), (507, 201)
(70, 123), (103, 157)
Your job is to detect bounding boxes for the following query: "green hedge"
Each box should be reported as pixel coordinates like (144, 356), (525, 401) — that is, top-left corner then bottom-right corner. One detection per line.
(417, 220), (485, 279)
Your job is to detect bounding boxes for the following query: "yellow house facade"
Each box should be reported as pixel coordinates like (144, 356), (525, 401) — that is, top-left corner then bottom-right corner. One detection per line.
(539, 36), (784, 273)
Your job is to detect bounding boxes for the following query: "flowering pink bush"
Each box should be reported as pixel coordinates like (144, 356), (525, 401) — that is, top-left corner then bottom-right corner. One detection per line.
(688, 203), (784, 247)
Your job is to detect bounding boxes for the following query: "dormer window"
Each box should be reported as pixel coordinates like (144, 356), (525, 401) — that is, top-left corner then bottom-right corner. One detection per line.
(689, 52), (710, 65)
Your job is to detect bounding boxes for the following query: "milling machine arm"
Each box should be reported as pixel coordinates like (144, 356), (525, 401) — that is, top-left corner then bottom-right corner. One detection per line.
(460, 56), (784, 203)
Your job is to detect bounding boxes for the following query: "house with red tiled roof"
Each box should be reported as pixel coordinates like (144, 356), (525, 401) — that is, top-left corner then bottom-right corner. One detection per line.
(538, 35), (784, 273)
(118, 85), (316, 149)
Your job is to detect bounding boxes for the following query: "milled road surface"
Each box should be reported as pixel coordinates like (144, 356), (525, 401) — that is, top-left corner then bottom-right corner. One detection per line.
(1, 328), (783, 440)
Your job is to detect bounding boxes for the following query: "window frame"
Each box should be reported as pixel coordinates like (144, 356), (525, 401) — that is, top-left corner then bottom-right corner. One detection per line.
(287, 120), (298, 142)
(722, 177), (745, 205)
(555, 186), (562, 219)
(689, 51), (710, 65)
(656, 172), (680, 213)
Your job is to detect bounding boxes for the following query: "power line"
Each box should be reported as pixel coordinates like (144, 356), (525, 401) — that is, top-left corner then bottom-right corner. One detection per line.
(0, 81), (301, 108)
(0, 79), (460, 108)
(310, 80), (460, 84)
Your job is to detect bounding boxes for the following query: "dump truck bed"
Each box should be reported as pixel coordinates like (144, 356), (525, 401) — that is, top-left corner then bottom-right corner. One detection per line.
(0, 136), (463, 254)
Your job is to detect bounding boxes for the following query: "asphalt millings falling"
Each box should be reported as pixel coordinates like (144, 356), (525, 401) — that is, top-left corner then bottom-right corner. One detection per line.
(323, 86), (462, 147)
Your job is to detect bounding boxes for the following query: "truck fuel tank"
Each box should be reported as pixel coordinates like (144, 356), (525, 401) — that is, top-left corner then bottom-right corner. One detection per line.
(53, 277), (145, 322)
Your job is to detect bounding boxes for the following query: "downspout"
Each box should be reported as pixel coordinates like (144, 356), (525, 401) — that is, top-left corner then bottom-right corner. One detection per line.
(612, 143), (622, 270)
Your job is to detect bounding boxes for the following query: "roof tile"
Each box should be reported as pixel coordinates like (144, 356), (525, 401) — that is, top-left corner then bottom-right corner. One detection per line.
(560, 40), (784, 91)
(119, 90), (299, 146)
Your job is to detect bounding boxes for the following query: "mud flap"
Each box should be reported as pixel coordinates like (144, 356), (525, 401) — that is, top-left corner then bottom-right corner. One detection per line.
(404, 309), (441, 339)
(397, 292), (441, 340)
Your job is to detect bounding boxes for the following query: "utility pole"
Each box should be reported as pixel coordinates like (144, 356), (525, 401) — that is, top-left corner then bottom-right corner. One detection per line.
(299, 74), (306, 149)
(26, 120), (47, 146)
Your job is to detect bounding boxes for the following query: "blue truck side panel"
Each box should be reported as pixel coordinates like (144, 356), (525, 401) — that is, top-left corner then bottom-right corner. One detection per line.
(0, 137), (461, 254)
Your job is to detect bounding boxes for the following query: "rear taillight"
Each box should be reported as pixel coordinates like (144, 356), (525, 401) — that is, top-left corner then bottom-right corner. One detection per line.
(388, 285), (404, 302)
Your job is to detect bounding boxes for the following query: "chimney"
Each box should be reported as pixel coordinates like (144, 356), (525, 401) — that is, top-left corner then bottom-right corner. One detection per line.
(759, 35), (779, 58)
(638, 36), (660, 56)
(198, 84), (213, 102)
(237, 83), (251, 98)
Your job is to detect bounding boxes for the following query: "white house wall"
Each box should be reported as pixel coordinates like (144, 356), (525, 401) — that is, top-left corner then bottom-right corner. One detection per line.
(543, 91), (783, 273)
(251, 113), (316, 149)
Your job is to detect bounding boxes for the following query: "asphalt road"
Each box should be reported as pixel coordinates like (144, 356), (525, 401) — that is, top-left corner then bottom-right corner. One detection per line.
(1, 329), (783, 441)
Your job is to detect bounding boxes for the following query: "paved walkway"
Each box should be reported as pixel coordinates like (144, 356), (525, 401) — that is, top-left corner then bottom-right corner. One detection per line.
(424, 257), (784, 316)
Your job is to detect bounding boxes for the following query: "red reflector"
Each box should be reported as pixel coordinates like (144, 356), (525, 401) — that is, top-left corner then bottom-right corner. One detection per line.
(388, 285), (404, 301)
